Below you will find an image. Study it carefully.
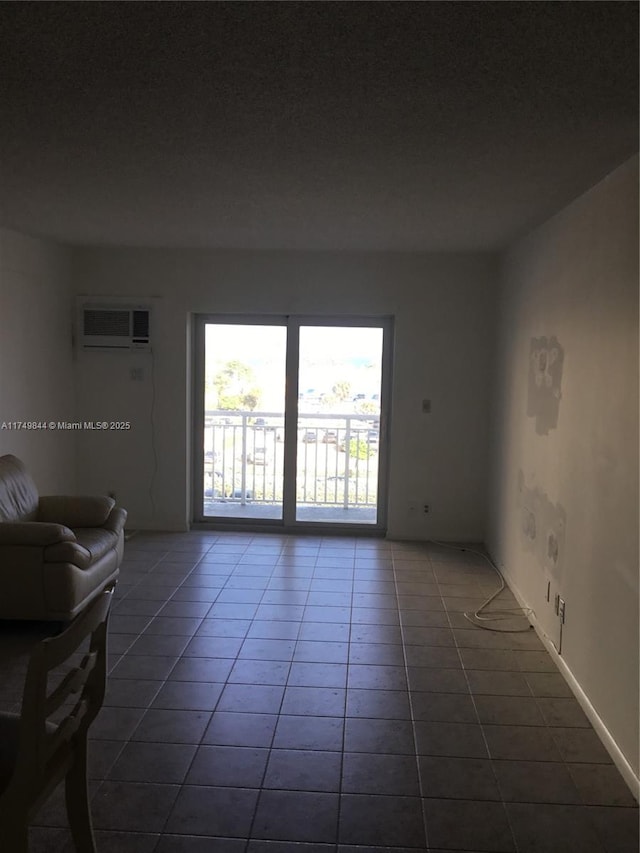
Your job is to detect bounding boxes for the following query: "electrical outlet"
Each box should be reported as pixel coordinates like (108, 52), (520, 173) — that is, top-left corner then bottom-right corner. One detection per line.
(558, 598), (566, 623)
(423, 504), (430, 514)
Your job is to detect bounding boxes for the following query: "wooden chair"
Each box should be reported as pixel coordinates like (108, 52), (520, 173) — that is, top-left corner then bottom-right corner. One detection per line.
(0, 587), (114, 852)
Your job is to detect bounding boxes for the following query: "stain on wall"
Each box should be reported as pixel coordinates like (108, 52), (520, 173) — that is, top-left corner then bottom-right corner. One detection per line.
(527, 336), (564, 434)
(517, 469), (566, 581)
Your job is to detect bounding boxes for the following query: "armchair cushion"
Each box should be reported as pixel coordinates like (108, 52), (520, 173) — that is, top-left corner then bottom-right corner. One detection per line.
(64, 529), (119, 564)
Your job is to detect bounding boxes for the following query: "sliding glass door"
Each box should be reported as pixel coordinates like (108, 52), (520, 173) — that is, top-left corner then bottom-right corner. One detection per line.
(295, 324), (384, 524)
(199, 320), (287, 521)
(193, 315), (392, 532)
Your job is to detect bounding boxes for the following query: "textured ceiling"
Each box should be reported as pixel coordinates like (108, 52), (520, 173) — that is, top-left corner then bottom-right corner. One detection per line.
(0, 2), (637, 251)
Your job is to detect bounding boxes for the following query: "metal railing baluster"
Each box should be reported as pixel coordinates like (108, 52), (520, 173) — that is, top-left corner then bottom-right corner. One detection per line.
(202, 410), (379, 514)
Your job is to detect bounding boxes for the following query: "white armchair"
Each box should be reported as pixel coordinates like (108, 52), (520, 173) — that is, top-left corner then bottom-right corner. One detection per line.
(0, 455), (126, 621)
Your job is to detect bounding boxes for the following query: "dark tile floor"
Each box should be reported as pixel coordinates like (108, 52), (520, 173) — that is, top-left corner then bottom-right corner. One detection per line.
(2, 531), (637, 852)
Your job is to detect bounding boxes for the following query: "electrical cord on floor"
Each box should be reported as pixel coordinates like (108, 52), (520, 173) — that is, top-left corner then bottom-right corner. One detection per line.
(429, 539), (535, 633)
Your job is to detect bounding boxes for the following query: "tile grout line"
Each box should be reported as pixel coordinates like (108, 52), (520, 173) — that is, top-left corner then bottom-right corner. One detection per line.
(392, 544), (431, 852)
(135, 536), (221, 844)
(242, 534), (304, 849)
(440, 547), (523, 853)
(335, 543), (356, 853)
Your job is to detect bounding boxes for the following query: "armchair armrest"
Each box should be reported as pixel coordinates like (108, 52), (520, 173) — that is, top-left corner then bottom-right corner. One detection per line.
(38, 495), (115, 528)
(0, 522), (76, 547)
(104, 506), (127, 536)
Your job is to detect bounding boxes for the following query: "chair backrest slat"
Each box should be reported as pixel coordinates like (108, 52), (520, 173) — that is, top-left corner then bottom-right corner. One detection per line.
(45, 698), (89, 763)
(39, 593), (111, 672)
(6, 588), (113, 798)
(45, 651), (98, 717)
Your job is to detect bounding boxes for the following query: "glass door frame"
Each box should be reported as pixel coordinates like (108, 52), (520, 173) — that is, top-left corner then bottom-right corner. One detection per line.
(192, 313), (394, 534)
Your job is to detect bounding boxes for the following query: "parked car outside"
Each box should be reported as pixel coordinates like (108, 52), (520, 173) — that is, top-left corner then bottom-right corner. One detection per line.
(229, 489), (254, 501)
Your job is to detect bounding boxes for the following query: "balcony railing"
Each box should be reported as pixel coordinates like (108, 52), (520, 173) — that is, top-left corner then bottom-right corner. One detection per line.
(203, 410), (380, 512)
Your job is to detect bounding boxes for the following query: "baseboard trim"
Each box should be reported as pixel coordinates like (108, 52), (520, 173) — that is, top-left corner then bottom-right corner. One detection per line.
(495, 556), (640, 802)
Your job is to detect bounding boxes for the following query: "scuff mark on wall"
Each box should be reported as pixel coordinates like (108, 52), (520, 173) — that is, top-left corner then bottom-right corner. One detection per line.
(517, 469), (566, 581)
(527, 335), (564, 434)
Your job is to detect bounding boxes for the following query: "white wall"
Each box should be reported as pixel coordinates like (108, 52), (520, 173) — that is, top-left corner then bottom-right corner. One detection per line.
(0, 228), (77, 493)
(71, 250), (497, 538)
(487, 157), (639, 777)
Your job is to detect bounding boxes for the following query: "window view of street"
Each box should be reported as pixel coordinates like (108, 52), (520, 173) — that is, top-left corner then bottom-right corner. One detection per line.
(202, 323), (383, 524)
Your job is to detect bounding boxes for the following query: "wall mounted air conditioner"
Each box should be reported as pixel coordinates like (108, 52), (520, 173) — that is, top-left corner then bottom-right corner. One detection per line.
(79, 302), (151, 351)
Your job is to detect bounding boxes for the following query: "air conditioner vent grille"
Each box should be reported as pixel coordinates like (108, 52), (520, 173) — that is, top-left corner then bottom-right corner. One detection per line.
(84, 309), (130, 337)
(132, 310), (150, 340)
